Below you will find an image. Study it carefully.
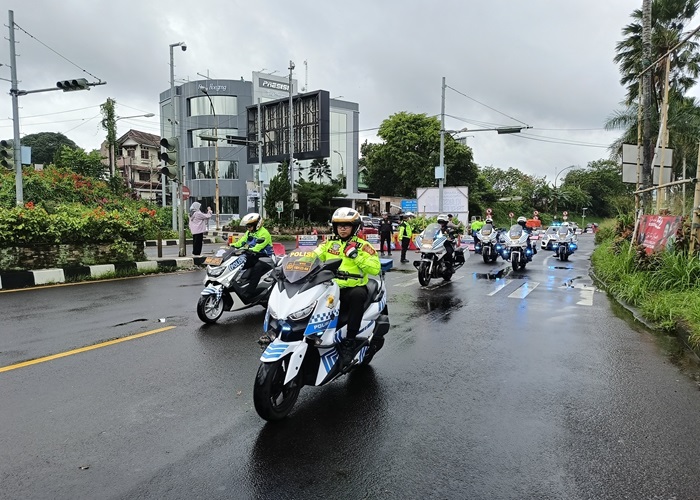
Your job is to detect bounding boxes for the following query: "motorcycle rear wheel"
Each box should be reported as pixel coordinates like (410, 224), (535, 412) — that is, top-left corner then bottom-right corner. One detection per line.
(253, 357), (301, 421)
(197, 294), (224, 324)
(418, 262), (431, 286)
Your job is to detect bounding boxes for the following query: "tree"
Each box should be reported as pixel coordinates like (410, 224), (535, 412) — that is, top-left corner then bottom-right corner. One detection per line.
(263, 161), (293, 222)
(362, 112), (478, 197)
(307, 158), (332, 183)
(295, 178), (344, 222)
(560, 159), (632, 217)
(53, 146), (107, 179)
(101, 98), (117, 176)
(20, 132), (78, 165)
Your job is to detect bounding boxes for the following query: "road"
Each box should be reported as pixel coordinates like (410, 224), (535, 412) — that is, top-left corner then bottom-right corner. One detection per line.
(2, 234), (700, 499)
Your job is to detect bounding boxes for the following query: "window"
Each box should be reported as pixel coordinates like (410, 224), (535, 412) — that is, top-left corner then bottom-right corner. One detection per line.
(191, 128), (239, 148)
(190, 160), (239, 180)
(126, 149), (135, 158)
(140, 149), (149, 160)
(189, 96), (238, 117)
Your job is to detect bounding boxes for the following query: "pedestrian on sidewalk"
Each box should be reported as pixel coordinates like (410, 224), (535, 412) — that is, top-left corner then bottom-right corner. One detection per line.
(189, 202), (212, 256)
(378, 213), (394, 256)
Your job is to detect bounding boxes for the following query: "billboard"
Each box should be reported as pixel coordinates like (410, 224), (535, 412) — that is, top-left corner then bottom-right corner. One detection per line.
(416, 186), (469, 224)
(636, 214), (682, 254)
(621, 144), (673, 185)
(246, 90), (330, 164)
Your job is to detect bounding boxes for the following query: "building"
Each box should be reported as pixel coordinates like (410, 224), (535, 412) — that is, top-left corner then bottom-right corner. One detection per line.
(159, 72), (363, 224)
(101, 129), (163, 201)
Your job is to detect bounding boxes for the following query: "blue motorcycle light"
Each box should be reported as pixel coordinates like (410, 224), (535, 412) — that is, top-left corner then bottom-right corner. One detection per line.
(475, 244), (482, 251)
(526, 248), (532, 255)
(278, 321), (293, 339)
(569, 243), (577, 250)
(496, 244), (502, 251)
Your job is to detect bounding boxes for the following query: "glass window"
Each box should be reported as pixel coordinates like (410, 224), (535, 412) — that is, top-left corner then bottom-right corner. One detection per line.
(191, 128), (240, 148)
(189, 96), (238, 117)
(140, 149), (149, 160)
(190, 160), (239, 180)
(198, 196), (239, 217)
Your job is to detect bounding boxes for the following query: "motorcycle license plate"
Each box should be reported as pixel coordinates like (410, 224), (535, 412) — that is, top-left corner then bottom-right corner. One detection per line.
(204, 256), (223, 265)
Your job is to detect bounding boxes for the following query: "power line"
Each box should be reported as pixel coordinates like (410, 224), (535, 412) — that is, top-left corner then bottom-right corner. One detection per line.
(445, 84), (530, 126)
(511, 133), (609, 148)
(13, 22), (103, 83)
(0, 104), (102, 121)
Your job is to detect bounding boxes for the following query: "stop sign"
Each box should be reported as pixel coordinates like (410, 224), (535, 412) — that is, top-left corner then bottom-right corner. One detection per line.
(181, 185), (190, 200)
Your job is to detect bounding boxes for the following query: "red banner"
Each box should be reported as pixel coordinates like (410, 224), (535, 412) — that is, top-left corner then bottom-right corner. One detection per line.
(637, 215), (682, 254)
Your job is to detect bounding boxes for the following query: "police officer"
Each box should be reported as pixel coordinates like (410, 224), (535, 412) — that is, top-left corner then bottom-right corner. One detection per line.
(230, 212), (273, 300)
(516, 216), (537, 254)
(314, 207), (381, 363)
(378, 212), (394, 256)
(437, 213), (458, 272)
(398, 213), (413, 263)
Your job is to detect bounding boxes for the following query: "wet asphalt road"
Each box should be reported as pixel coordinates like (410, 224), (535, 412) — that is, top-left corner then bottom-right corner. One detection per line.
(3, 234), (700, 499)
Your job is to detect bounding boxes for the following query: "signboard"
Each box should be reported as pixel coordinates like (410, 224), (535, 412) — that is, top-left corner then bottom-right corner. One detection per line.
(637, 215), (682, 254)
(509, 212), (514, 218)
(401, 199), (418, 213)
(563, 216), (568, 220)
(533, 210), (539, 216)
(621, 143), (674, 185)
(297, 235), (319, 247)
(181, 185), (190, 200)
(275, 201), (284, 213)
(562, 211), (568, 216)
(416, 186), (469, 223)
(486, 208), (493, 214)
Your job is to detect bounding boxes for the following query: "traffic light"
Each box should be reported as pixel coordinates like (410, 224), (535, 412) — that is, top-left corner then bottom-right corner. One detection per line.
(158, 137), (180, 181)
(56, 78), (89, 92)
(0, 139), (14, 169)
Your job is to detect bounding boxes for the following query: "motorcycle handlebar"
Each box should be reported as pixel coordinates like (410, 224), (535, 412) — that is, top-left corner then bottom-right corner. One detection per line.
(336, 271), (364, 279)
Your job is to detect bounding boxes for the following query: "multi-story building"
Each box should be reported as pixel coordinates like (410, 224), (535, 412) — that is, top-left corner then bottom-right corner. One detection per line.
(159, 72), (364, 223)
(102, 129), (163, 201)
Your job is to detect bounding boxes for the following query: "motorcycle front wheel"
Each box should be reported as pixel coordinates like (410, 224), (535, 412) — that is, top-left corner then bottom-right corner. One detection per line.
(253, 357), (301, 421)
(197, 294), (224, 324)
(418, 262), (431, 286)
(511, 254), (520, 271)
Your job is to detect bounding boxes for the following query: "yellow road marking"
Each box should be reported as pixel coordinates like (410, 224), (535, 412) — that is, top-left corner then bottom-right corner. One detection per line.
(0, 326), (177, 373)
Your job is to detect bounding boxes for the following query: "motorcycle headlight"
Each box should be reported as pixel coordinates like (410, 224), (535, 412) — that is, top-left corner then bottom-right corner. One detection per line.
(208, 265), (225, 277)
(288, 301), (317, 321)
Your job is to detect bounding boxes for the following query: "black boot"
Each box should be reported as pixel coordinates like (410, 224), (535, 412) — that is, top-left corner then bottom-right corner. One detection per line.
(339, 338), (357, 366)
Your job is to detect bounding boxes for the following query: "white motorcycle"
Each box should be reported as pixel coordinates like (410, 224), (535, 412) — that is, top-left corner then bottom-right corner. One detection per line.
(253, 251), (390, 421)
(412, 223), (466, 286)
(475, 224), (501, 264)
(499, 224), (534, 271)
(553, 226), (578, 261)
(197, 246), (282, 324)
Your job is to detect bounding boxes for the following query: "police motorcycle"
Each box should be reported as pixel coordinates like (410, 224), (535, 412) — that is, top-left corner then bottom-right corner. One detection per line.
(553, 224), (578, 261)
(197, 241), (282, 324)
(253, 250), (389, 421)
(499, 224), (534, 271)
(412, 222), (466, 286)
(474, 221), (501, 264)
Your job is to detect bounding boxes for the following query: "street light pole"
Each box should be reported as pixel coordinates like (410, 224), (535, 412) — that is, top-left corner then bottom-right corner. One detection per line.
(169, 41), (187, 256)
(289, 60), (295, 223)
(582, 207), (588, 229)
(553, 165), (576, 215)
(333, 150), (344, 189)
(200, 87), (220, 230)
(438, 76), (446, 213)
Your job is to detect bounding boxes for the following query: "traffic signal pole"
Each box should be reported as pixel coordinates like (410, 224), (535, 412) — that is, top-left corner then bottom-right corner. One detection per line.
(8, 10), (22, 205)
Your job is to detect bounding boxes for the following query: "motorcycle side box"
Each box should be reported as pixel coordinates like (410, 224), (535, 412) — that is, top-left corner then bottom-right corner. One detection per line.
(374, 314), (390, 337)
(455, 249), (466, 264)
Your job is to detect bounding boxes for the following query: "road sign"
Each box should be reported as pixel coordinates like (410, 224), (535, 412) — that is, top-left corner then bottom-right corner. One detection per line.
(563, 215), (568, 221)
(181, 186), (190, 200)
(509, 212), (514, 218)
(534, 215), (539, 220)
(563, 211), (568, 216)
(275, 201), (284, 213)
(486, 208), (493, 214)
(533, 210), (539, 216)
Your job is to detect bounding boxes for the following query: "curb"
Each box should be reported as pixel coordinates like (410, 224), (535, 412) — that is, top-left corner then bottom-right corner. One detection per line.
(145, 237), (216, 247)
(0, 258), (202, 291)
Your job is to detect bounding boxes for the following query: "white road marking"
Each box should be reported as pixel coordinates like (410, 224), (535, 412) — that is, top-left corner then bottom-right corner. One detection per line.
(508, 281), (540, 299)
(488, 279), (512, 296)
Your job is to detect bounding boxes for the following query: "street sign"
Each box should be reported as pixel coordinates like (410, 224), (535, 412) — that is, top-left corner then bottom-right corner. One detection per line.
(181, 186), (190, 200)
(509, 212), (514, 218)
(533, 210), (539, 216)
(563, 215), (568, 221)
(486, 208), (493, 214)
(563, 211), (568, 216)
(275, 201), (284, 213)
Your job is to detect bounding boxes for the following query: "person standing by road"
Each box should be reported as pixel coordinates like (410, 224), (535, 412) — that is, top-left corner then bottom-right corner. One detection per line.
(398, 214), (413, 263)
(378, 213), (394, 257)
(188, 202), (212, 257)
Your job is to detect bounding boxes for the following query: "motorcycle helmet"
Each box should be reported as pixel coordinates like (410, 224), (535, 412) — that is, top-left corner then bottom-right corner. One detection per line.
(562, 222), (570, 227)
(241, 212), (262, 231)
(437, 214), (449, 224)
(517, 216), (527, 228)
(485, 217), (493, 224)
(331, 207), (361, 237)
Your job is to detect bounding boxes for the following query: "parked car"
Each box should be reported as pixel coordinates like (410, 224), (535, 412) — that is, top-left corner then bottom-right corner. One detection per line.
(361, 216), (376, 229)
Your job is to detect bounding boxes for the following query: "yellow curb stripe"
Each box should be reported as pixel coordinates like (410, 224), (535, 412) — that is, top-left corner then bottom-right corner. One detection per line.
(0, 326), (177, 373)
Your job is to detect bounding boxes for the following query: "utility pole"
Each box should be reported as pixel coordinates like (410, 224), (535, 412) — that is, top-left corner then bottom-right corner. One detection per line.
(257, 99), (263, 217)
(8, 10), (22, 205)
(691, 142), (700, 254)
(438, 76), (446, 213)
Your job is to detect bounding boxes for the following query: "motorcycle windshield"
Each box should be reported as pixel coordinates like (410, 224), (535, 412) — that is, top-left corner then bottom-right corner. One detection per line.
(421, 223), (442, 242)
(280, 251), (322, 284)
(557, 227), (570, 237)
(508, 225), (523, 239)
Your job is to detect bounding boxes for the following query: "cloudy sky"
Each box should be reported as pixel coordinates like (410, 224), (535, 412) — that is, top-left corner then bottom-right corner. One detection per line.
(0, 0), (684, 182)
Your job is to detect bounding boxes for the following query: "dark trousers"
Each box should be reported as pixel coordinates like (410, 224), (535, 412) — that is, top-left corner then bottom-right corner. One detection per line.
(339, 286), (368, 338)
(243, 256), (268, 298)
(444, 240), (455, 266)
(380, 233), (392, 254)
(192, 233), (204, 255)
(401, 237), (410, 261)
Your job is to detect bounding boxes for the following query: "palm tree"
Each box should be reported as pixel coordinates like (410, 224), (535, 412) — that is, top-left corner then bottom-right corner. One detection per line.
(614, 0), (700, 107)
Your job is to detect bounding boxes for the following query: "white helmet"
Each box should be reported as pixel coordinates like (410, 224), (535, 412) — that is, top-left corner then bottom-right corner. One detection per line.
(562, 222), (570, 227)
(241, 212), (262, 231)
(331, 207), (361, 236)
(437, 214), (449, 224)
(485, 217), (493, 224)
